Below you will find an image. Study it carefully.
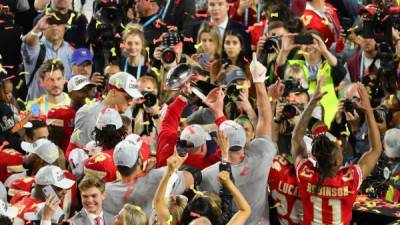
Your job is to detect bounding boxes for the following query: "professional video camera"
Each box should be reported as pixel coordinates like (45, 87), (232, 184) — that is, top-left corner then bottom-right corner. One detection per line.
(88, 2), (125, 72)
(359, 2), (400, 95)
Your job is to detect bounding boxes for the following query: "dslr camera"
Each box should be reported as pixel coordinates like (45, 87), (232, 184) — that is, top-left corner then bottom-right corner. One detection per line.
(142, 91), (158, 108)
(161, 47), (176, 64)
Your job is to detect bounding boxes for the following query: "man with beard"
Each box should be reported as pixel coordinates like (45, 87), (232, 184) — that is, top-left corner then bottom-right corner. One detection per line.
(22, 15), (74, 101)
(26, 60), (71, 115)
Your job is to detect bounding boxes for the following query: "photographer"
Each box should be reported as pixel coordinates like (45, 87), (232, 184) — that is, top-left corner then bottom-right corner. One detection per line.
(152, 29), (200, 103)
(133, 0), (168, 57)
(330, 83), (390, 160)
(132, 75), (163, 152)
(33, 0), (88, 48)
(276, 30), (346, 126)
(22, 13), (75, 101)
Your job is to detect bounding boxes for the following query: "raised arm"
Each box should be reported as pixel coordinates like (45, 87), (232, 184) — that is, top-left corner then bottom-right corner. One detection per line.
(357, 84), (382, 178)
(292, 75), (328, 167)
(218, 171), (251, 225)
(153, 149), (188, 225)
(250, 53), (272, 137)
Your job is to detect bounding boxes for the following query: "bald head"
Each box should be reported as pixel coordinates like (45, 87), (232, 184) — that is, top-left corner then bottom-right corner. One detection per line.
(189, 217), (212, 225)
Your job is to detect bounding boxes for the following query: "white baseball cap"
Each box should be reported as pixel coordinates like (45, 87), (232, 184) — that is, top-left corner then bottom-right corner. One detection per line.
(180, 124), (211, 148)
(95, 108), (123, 130)
(219, 120), (246, 150)
(67, 75), (95, 92)
(384, 128), (400, 158)
(68, 148), (89, 179)
(21, 139), (59, 164)
(108, 72), (143, 99)
(113, 140), (139, 168)
(35, 165), (75, 189)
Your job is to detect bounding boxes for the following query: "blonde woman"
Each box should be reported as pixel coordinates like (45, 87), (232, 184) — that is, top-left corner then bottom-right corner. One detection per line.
(121, 23), (149, 79)
(192, 22), (221, 72)
(113, 204), (148, 225)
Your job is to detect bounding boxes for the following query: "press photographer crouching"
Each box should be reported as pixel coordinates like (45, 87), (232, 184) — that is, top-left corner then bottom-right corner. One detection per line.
(272, 65), (322, 155)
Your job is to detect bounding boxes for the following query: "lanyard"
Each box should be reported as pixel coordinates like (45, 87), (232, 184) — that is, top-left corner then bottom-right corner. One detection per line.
(123, 172), (146, 201)
(143, 14), (158, 27)
(244, 8), (249, 27)
(360, 51), (365, 82)
(124, 57), (143, 80)
(161, 0), (171, 20)
(44, 94), (66, 114)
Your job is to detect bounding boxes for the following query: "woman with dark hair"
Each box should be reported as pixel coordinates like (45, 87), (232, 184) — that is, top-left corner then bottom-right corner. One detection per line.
(291, 76), (382, 225)
(210, 30), (252, 85)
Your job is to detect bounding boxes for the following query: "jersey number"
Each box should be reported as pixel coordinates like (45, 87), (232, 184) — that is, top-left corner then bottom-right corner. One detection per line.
(310, 196), (343, 225)
(271, 190), (302, 225)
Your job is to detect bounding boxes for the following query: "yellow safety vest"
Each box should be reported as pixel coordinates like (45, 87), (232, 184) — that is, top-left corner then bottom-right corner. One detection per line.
(288, 60), (339, 127)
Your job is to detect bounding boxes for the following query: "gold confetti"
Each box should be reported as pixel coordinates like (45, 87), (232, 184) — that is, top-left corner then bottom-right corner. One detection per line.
(96, 20), (102, 29)
(194, 42), (202, 50)
(67, 13), (76, 25)
(110, 47), (116, 57)
(298, 50), (310, 56)
(16, 79), (23, 90)
(270, 12), (278, 18)
(270, 202), (281, 208)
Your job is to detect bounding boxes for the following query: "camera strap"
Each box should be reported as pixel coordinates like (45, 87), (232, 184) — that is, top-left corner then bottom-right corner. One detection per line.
(143, 14), (158, 27)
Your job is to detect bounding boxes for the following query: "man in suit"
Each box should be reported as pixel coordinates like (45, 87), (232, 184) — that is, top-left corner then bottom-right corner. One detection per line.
(71, 175), (114, 225)
(191, 0), (252, 57)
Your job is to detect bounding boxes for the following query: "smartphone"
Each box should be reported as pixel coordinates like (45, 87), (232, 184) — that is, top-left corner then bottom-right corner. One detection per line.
(199, 53), (210, 65)
(43, 185), (60, 202)
(176, 141), (187, 157)
(294, 35), (314, 45)
(31, 103), (40, 117)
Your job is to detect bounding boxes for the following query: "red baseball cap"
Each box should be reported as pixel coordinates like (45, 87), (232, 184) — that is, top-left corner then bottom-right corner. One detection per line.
(84, 153), (117, 182)
(8, 177), (35, 197)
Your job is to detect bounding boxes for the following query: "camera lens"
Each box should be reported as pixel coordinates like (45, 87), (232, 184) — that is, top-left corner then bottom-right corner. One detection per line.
(161, 48), (176, 64)
(226, 84), (241, 100)
(343, 99), (355, 113)
(263, 36), (281, 54)
(282, 104), (298, 119)
(143, 92), (157, 107)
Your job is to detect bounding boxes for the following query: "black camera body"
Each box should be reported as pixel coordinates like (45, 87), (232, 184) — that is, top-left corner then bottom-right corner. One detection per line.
(142, 91), (157, 108)
(262, 36), (281, 54)
(282, 103), (303, 119)
(343, 99), (355, 113)
(226, 83), (242, 101)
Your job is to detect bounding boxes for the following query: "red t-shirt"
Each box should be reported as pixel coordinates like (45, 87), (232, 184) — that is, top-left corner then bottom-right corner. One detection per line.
(302, 3), (341, 48)
(296, 159), (363, 225)
(268, 155), (303, 225)
(0, 148), (24, 183)
(13, 196), (42, 225)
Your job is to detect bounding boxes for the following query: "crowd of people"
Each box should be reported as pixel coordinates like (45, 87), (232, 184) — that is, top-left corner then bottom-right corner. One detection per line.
(0, 0), (399, 224)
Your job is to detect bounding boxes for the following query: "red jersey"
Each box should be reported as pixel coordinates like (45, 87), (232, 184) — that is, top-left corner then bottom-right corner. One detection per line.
(296, 159), (363, 225)
(302, 3), (341, 48)
(0, 148), (24, 183)
(12, 196), (42, 225)
(268, 155), (303, 225)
